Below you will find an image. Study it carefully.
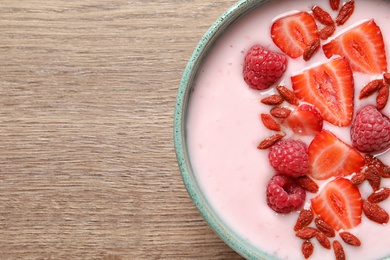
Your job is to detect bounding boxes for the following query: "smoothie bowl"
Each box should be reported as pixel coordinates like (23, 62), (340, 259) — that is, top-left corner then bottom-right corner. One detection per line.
(174, 0), (390, 259)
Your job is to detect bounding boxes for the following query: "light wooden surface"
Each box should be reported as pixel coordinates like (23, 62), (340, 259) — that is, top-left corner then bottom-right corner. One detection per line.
(0, 1), (244, 259)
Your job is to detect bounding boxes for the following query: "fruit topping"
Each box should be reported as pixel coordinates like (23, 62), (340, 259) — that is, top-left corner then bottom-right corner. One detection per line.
(315, 231), (331, 249)
(362, 200), (389, 225)
(322, 20), (387, 74)
(261, 94), (284, 105)
(296, 226), (318, 239)
(384, 72), (390, 85)
(271, 12), (319, 59)
(270, 107), (292, 119)
(301, 240), (314, 259)
(359, 77), (390, 110)
(294, 208), (314, 231)
(296, 176), (319, 193)
(350, 105), (390, 153)
(376, 84), (389, 110)
(303, 38), (320, 61)
(367, 187), (390, 203)
(335, 0), (355, 26)
(311, 178), (362, 231)
(266, 175), (306, 214)
(251, 1), (390, 257)
(243, 45), (288, 90)
(308, 130), (364, 180)
(319, 24), (336, 40)
(314, 218), (335, 237)
(351, 172), (366, 186)
(268, 139), (309, 177)
(257, 133), (285, 150)
(339, 231), (361, 247)
(261, 113), (281, 131)
(329, 0), (340, 11)
(332, 240), (346, 260)
(291, 57), (354, 127)
(364, 165), (382, 192)
(276, 85), (299, 106)
(312, 5), (334, 26)
(284, 104), (323, 136)
(364, 154), (390, 178)
(359, 79), (385, 100)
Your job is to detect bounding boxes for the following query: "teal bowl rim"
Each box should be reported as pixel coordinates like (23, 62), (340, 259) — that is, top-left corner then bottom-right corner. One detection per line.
(173, 0), (275, 259)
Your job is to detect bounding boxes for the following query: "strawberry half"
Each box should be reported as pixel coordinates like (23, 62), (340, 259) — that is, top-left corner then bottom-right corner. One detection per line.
(311, 178), (362, 231)
(291, 57), (354, 127)
(308, 130), (364, 180)
(322, 19), (387, 74)
(284, 104), (323, 136)
(271, 11), (319, 59)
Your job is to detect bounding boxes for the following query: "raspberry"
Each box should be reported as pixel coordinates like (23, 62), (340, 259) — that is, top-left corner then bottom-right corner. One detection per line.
(243, 45), (288, 90)
(351, 105), (390, 152)
(266, 175), (306, 214)
(268, 140), (309, 177)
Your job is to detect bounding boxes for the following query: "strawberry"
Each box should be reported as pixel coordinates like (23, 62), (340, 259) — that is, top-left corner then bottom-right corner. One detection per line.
(308, 130), (364, 180)
(271, 12), (319, 59)
(311, 178), (362, 231)
(284, 104), (323, 136)
(322, 20), (387, 74)
(291, 57), (354, 127)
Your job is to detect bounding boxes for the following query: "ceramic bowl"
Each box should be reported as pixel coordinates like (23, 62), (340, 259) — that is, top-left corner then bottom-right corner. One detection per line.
(174, 0), (390, 259)
(174, 0), (273, 259)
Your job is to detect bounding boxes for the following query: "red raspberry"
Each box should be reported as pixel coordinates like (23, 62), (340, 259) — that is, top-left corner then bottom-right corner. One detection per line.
(351, 105), (390, 152)
(243, 45), (288, 90)
(266, 175), (306, 214)
(268, 140), (309, 177)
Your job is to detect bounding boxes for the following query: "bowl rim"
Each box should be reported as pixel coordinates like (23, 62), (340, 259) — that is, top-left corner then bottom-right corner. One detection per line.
(173, 0), (275, 259)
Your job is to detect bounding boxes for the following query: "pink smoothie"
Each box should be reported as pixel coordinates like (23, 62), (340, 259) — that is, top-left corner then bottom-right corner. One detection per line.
(186, 0), (390, 259)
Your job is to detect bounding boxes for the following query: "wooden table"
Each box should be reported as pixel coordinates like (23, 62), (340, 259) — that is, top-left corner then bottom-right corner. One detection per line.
(0, 0), (244, 259)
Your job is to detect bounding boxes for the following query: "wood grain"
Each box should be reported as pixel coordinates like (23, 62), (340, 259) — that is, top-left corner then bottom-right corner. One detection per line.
(0, 0), (245, 259)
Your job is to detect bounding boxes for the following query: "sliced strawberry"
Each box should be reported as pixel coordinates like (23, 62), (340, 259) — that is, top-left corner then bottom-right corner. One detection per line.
(308, 130), (365, 180)
(291, 57), (354, 127)
(322, 20), (387, 74)
(284, 104), (323, 135)
(271, 11), (319, 59)
(311, 178), (362, 231)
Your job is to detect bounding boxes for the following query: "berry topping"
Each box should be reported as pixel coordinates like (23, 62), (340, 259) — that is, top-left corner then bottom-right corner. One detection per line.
(271, 11), (319, 59)
(257, 134), (285, 150)
(330, 0), (340, 11)
(311, 178), (362, 231)
(276, 85), (299, 105)
(243, 45), (288, 90)
(294, 208), (314, 231)
(364, 154), (390, 178)
(335, 0), (355, 26)
(284, 104), (323, 136)
(322, 19), (387, 74)
(376, 84), (389, 111)
(312, 5), (334, 26)
(268, 140), (309, 177)
(362, 200), (389, 225)
(359, 79), (384, 100)
(308, 130), (365, 180)
(291, 57), (354, 126)
(266, 175), (306, 214)
(350, 105), (390, 153)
